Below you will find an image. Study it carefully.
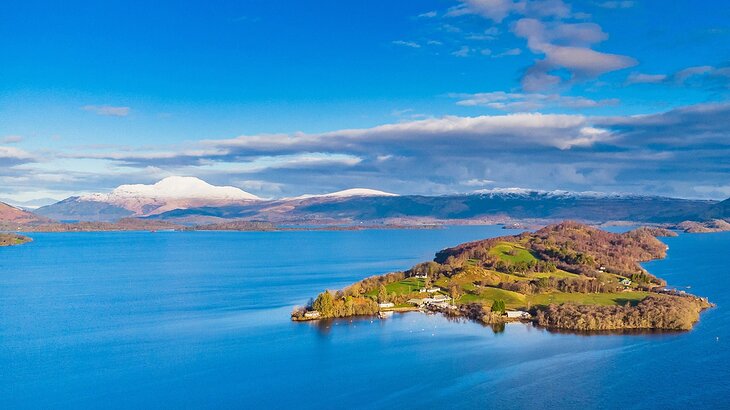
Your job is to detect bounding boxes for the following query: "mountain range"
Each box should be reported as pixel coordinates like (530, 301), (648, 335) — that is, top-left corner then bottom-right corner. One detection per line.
(24, 176), (728, 226)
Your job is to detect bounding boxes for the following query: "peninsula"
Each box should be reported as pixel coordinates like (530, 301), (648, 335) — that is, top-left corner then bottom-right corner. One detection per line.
(292, 222), (712, 331)
(0, 233), (31, 246)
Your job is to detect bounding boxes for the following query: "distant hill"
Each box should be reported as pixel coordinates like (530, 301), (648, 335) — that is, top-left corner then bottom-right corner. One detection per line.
(0, 201), (48, 225)
(32, 179), (723, 226)
(703, 197), (730, 219)
(147, 191), (716, 225)
(34, 196), (134, 222)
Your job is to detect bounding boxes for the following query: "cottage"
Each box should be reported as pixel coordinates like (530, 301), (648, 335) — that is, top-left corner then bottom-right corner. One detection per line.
(414, 273), (428, 279)
(430, 294), (450, 302)
(620, 278), (632, 286)
(407, 298), (426, 306)
(378, 302), (395, 308)
(505, 310), (531, 319)
(303, 311), (321, 319)
(425, 287), (440, 293)
(409, 295), (452, 306)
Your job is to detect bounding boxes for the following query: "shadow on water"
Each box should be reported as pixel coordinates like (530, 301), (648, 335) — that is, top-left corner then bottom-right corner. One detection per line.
(538, 324), (689, 337)
(307, 315), (384, 337)
(304, 311), (692, 339)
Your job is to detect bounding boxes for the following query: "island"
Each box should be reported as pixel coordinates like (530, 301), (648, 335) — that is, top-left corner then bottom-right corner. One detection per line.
(292, 221), (712, 331)
(0, 233), (31, 246)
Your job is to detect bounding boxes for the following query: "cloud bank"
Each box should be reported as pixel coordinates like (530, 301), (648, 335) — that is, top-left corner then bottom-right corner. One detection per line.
(6, 102), (721, 200)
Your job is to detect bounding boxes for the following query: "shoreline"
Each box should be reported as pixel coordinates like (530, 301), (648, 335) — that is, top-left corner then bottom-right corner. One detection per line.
(293, 299), (713, 334)
(291, 222), (713, 332)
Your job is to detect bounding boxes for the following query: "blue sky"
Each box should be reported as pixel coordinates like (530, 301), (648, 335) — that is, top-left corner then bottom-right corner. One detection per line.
(1, 0), (729, 202)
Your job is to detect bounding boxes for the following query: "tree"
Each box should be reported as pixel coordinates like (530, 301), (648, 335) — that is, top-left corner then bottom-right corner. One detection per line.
(449, 284), (462, 303)
(491, 299), (506, 314)
(377, 284), (389, 303)
(313, 291), (335, 317)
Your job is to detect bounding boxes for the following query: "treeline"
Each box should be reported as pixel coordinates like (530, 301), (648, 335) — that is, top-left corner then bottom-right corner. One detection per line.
(292, 271), (407, 320)
(306, 291), (380, 319)
(493, 259), (557, 275)
(499, 275), (624, 295)
(12, 218), (182, 232)
(535, 295), (709, 331)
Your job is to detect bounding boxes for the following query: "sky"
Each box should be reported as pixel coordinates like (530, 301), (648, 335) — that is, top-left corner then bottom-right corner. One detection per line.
(1, 0), (729, 203)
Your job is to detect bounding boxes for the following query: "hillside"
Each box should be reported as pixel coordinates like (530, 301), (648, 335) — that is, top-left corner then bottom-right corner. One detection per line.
(32, 179), (725, 226)
(704, 197), (730, 220)
(35, 176), (262, 222)
(148, 191), (716, 225)
(294, 222), (710, 331)
(0, 201), (48, 225)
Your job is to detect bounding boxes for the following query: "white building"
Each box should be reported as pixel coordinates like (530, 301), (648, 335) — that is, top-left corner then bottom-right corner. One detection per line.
(304, 311), (321, 319)
(378, 302), (395, 308)
(505, 310), (531, 319)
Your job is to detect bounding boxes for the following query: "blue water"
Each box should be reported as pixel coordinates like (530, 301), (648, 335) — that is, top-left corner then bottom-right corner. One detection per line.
(1, 227), (728, 409)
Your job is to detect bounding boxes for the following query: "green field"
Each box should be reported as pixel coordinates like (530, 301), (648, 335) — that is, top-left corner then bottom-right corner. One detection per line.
(459, 286), (527, 308)
(489, 242), (537, 264)
(366, 277), (426, 297)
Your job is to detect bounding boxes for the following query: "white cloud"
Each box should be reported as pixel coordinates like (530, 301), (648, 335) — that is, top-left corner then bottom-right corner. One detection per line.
(0, 145), (36, 169)
(513, 18), (636, 89)
(452, 45), (472, 57)
(392, 40), (421, 48)
(494, 48), (523, 57)
(675, 65), (716, 84)
(0, 146), (34, 163)
(449, 0), (572, 22)
(448, 0), (517, 22)
(82, 105), (131, 117)
(625, 65), (730, 88)
(418, 11), (438, 18)
(463, 178), (496, 186)
(2, 135), (24, 144)
(10, 104), (730, 199)
(626, 72), (668, 84)
(452, 91), (619, 110)
(597, 1), (635, 9)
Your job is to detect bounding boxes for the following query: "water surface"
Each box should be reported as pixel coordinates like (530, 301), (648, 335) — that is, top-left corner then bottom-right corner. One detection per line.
(1, 227), (728, 409)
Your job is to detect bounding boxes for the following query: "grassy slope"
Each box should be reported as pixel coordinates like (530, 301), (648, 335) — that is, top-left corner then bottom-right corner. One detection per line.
(488, 242), (537, 263)
(362, 226), (657, 312)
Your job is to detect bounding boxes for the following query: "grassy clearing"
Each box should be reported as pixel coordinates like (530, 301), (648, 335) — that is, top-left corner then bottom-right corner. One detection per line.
(489, 242), (537, 264)
(365, 278), (425, 297)
(528, 291), (649, 307)
(532, 269), (579, 279)
(459, 286), (526, 308)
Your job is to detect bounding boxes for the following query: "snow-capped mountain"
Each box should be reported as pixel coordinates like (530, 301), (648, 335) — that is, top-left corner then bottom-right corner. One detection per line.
(36, 177), (262, 221)
(469, 187), (646, 199)
(81, 176), (260, 202)
(32, 177), (722, 224)
(290, 188), (398, 200)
